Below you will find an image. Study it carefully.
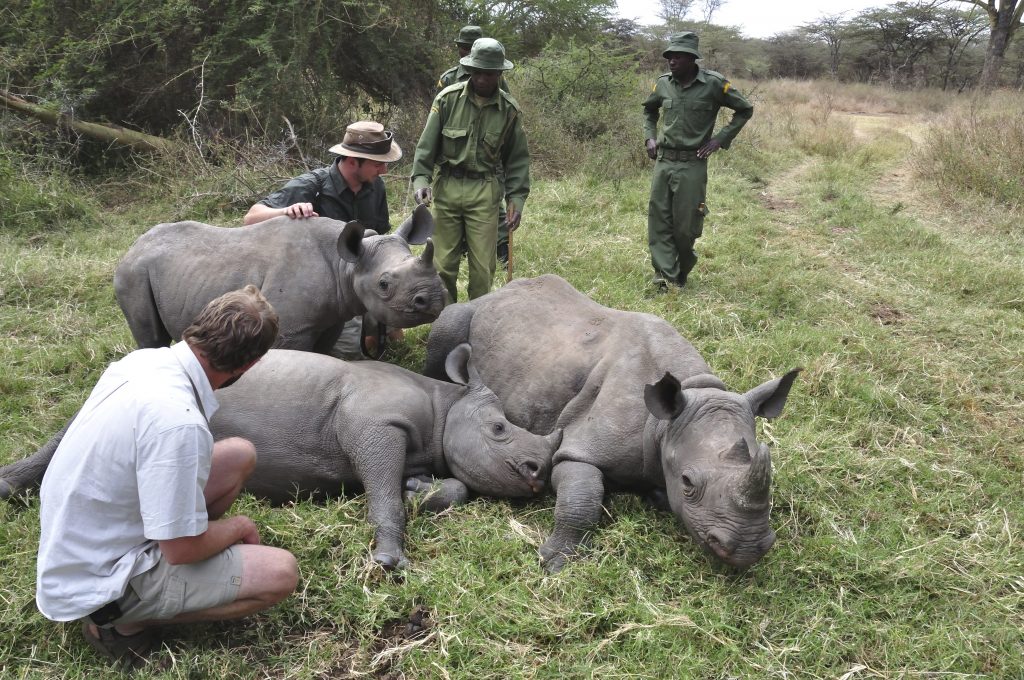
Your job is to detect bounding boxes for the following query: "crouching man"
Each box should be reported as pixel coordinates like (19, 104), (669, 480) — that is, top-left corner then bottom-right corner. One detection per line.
(36, 285), (298, 668)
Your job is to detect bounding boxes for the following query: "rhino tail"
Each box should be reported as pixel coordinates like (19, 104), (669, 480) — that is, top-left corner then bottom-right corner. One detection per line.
(424, 303), (475, 381)
(0, 411), (78, 501)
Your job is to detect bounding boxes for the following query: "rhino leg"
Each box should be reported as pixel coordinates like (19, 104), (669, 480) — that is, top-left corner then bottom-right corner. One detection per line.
(353, 440), (411, 571)
(424, 303), (475, 381)
(0, 413), (78, 501)
(403, 476), (469, 513)
(539, 461), (605, 573)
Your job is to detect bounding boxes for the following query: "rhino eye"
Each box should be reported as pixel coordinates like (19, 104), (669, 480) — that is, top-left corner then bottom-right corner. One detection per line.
(378, 280), (389, 291)
(681, 474), (697, 497)
(492, 422), (506, 436)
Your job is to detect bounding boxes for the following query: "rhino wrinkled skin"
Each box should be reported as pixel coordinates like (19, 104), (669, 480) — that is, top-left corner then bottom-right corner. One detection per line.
(114, 204), (447, 352)
(424, 274), (800, 572)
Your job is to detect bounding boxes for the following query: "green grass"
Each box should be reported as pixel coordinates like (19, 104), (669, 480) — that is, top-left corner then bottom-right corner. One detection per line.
(2, 82), (1023, 678)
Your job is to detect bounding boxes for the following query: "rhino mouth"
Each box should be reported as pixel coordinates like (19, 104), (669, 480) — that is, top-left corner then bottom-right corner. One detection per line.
(506, 460), (545, 494)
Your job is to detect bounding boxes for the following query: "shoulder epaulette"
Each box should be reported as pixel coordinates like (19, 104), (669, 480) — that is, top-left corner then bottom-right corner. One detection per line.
(438, 81), (468, 98)
(703, 69), (726, 81)
(499, 89), (522, 110)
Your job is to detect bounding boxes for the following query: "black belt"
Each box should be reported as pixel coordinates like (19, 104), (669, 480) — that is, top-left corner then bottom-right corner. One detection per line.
(658, 148), (700, 161)
(89, 600), (124, 626)
(442, 166), (493, 180)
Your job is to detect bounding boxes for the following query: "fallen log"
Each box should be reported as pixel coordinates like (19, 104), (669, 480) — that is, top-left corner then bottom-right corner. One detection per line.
(0, 89), (178, 154)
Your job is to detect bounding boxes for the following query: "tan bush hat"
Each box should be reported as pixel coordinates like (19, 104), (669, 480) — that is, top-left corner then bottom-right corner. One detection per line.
(328, 121), (403, 162)
(459, 38), (513, 71)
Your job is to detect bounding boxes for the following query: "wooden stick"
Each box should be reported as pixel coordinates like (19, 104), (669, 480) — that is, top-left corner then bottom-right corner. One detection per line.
(505, 228), (515, 283)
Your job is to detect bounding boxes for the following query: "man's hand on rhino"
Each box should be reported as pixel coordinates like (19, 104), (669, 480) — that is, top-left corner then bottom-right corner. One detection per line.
(282, 203), (318, 219)
(645, 138), (658, 160)
(414, 187), (433, 206)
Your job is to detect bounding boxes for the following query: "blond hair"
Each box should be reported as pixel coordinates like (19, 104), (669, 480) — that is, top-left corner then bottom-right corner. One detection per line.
(182, 285), (279, 372)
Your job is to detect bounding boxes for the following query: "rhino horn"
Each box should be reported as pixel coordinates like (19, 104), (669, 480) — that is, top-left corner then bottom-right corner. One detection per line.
(420, 238), (435, 268)
(396, 204), (435, 245)
(545, 428), (564, 450)
(738, 442), (772, 507)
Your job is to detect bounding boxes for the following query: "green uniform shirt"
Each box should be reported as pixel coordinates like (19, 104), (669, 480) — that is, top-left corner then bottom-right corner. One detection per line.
(412, 82), (530, 214)
(436, 64), (510, 94)
(259, 160), (390, 233)
(642, 67), (753, 150)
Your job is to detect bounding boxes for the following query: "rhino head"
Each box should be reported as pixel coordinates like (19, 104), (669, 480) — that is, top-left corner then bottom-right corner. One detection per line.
(442, 343), (563, 498)
(645, 369), (801, 568)
(337, 204), (448, 328)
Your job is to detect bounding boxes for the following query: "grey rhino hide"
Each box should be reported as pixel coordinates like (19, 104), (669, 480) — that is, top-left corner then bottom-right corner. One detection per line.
(211, 346), (561, 570)
(113, 204), (446, 353)
(424, 274), (800, 572)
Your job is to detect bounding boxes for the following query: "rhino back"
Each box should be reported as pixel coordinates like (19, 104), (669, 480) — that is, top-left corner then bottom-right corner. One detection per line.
(211, 350), (445, 503)
(464, 275), (712, 478)
(118, 219), (346, 349)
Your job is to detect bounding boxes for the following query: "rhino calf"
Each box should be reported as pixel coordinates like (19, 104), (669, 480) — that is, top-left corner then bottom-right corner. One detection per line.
(114, 205), (446, 353)
(425, 274), (800, 572)
(211, 345), (562, 570)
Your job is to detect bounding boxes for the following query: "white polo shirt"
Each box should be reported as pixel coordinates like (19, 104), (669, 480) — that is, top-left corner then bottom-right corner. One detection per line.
(36, 341), (220, 621)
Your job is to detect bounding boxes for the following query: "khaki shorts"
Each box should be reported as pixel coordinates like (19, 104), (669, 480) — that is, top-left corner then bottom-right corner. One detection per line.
(99, 544), (243, 625)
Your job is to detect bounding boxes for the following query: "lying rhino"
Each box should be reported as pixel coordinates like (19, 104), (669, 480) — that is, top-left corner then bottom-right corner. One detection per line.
(114, 204), (446, 352)
(1, 345), (562, 571)
(425, 274), (800, 572)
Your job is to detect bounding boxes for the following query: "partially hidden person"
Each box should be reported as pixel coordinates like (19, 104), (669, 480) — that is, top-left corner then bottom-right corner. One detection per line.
(412, 38), (529, 302)
(244, 121), (405, 357)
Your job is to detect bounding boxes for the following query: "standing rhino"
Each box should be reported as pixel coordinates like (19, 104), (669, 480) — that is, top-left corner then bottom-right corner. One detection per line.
(424, 274), (800, 572)
(114, 204), (446, 352)
(0, 345), (562, 570)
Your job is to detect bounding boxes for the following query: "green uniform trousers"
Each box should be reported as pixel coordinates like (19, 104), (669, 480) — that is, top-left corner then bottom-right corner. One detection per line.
(434, 174), (502, 301)
(647, 156), (708, 285)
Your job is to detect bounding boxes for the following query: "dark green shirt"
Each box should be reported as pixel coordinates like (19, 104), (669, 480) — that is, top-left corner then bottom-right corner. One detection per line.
(412, 82), (530, 213)
(258, 160), (390, 233)
(642, 67), (753, 151)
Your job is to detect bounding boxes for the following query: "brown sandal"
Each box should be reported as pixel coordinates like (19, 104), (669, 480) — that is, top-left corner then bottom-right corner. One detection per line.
(81, 621), (157, 668)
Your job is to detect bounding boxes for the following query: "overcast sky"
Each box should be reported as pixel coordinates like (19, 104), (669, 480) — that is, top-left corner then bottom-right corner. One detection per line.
(614, 0), (899, 38)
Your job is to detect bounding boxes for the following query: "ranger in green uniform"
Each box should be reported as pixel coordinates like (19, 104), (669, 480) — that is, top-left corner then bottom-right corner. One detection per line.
(412, 38), (529, 302)
(643, 31), (753, 291)
(437, 27), (512, 266)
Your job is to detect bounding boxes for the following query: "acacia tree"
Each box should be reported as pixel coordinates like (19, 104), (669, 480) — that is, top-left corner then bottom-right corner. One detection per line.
(802, 14), (851, 78)
(958, 0), (1024, 87)
(934, 5), (989, 89)
(851, 2), (943, 86)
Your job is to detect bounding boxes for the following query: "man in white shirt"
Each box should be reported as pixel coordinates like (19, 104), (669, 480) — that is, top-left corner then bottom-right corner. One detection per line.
(37, 285), (298, 668)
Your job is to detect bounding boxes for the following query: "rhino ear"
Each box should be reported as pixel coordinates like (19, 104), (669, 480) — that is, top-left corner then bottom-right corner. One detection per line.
(396, 204), (435, 245)
(645, 372), (687, 421)
(744, 368), (801, 419)
(337, 220), (368, 262)
(444, 343), (473, 386)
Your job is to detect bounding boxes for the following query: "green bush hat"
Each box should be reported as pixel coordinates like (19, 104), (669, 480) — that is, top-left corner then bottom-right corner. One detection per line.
(456, 25), (483, 47)
(460, 38), (514, 71)
(662, 31), (702, 59)
(328, 121), (403, 162)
